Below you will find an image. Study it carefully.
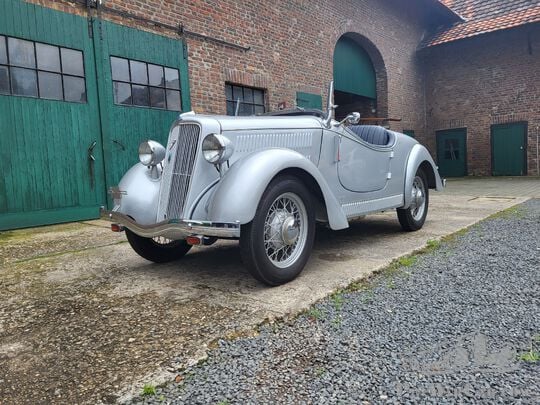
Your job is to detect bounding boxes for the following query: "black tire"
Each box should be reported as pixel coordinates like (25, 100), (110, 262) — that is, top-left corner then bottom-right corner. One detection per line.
(240, 176), (316, 286)
(397, 169), (429, 231)
(125, 229), (192, 263)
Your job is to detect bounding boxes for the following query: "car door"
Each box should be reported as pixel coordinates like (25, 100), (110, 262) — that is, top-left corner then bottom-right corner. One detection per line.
(337, 132), (393, 193)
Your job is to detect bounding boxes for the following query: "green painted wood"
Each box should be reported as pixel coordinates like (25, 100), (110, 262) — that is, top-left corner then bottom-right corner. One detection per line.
(436, 129), (467, 177)
(0, 0), (106, 230)
(0, 206), (100, 231)
(296, 92), (322, 110)
(93, 20), (190, 206)
(491, 123), (527, 176)
(403, 130), (415, 138)
(333, 37), (376, 99)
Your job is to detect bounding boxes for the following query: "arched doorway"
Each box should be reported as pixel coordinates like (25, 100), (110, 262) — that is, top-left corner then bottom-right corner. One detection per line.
(333, 34), (386, 121)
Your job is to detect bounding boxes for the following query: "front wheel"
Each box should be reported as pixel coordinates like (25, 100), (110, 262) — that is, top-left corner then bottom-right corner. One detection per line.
(397, 169), (429, 231)
(240, 176), (316, 286)
(125, 229), (192, 263)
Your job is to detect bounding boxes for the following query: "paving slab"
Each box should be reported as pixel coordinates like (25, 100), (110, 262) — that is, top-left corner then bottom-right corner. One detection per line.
(0, 178), (533, 404)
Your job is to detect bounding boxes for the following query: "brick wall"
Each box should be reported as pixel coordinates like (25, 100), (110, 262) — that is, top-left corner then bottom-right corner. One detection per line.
(23, 0), (539, 176)
(25, 0), (432, 137)
(423, 25), (540, 176)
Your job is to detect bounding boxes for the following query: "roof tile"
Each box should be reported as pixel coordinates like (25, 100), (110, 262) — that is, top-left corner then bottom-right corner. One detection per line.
(425, 1), (540, 47)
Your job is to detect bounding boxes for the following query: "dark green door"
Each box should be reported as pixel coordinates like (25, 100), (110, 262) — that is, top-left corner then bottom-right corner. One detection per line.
(93, 21), (190, 199)
(491, 123), (527, 176)
(436, 129), (467, 177)
(0, 0), (106, 230)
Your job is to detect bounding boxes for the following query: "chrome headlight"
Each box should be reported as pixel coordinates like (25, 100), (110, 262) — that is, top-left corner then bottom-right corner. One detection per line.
(138, 140), (166, 166)
(202, 134), (234, 164)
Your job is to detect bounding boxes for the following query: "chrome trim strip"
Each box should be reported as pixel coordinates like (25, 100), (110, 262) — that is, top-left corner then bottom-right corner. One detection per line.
(100, 208), (240, 238)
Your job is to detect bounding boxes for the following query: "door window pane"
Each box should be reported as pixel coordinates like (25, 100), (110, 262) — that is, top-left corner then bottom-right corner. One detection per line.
(148, 64), (164, 86)
(61, 48), (84, 76)
(8, 37), (36, 68)
(11, 67), (38, 96)
(149, 86), (165, 108)
(0, 66), (9, 94)
(0, 36), (7, 64)
(113, 82), (131, 105)
(444, 139), (460, 160)
(164, 67), (179, 89)
(36, 43), (60, 72)
(38, 71), (63, 100)
(38, 71), (62, 100)
(130, 60), (148, 85)
(111, 57), (130, 82)
(254, 105), (265, 115)
(166, 89), (181, 111)
(63, 75), (86, 102)
(132, 84), (149, 106)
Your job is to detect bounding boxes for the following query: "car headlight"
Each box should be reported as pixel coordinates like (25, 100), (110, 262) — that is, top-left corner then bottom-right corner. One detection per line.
(202, 134), (234, 164)
(138, 140), (166, 166)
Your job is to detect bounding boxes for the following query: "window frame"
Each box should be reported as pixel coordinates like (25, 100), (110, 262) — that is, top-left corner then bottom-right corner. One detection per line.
(225, 83), (266, 116)
(109, 55), (182, 112)
(0, 34), (87, 103)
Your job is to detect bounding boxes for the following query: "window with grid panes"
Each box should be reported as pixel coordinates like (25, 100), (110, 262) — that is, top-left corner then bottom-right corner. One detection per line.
(110, 56), (181, 111)
(225, 84), (265, 116)
(0, 35), (86, 102)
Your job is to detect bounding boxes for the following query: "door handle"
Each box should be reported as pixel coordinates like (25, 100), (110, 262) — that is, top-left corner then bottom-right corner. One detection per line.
(88, 141), (97, 161)
(88, 141), (97, 189)
(113, 139), (126, 151)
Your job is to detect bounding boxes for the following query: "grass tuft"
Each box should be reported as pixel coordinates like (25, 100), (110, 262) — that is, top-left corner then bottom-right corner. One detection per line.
(142, 383), (156, 396)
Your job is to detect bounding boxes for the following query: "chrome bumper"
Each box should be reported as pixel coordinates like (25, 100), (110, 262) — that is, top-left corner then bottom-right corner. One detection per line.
(100, 208), (240, 239)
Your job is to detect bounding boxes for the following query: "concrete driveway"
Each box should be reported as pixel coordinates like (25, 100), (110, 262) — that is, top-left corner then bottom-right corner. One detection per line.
(0, 177), (537, 404)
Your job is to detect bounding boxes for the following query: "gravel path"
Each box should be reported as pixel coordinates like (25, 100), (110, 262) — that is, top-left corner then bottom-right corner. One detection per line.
(133, 199), (540, 404)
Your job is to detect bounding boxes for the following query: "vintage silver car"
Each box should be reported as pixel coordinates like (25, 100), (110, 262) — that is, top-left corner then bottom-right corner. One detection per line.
(102, 83), (444, 286)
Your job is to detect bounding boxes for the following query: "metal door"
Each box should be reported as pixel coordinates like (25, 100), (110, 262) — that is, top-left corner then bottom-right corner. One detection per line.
(491, 123), (527, 176)
(0, 0), (105, 230)
(436, 129), (467, 177)
(93, 20), (190, 205)
(338, 136), (391, 192)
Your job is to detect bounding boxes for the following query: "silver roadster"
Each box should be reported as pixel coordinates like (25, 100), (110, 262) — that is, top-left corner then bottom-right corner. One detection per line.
(102, 83), (444, 286)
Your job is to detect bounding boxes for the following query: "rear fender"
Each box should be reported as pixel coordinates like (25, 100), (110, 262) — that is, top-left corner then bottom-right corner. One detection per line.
(403, 144), (444, 208)
(207, 149), (349, 230)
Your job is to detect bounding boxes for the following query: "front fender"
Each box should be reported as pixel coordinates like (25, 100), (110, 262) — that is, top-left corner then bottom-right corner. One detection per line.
(403, 144), (444, 208)
(115, 163), (161, 225)
(207, 148), (349, 230)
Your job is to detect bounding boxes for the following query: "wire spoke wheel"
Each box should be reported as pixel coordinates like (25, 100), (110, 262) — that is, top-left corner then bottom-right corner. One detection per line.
(240, 176), (316, 286)
(263, 192), (308, 268)
(397, 169), (429, 232)
(410, 176), (426, 221)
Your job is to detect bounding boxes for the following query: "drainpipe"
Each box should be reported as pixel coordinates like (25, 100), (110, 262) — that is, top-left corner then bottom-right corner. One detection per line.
(536, 125), (540, 176)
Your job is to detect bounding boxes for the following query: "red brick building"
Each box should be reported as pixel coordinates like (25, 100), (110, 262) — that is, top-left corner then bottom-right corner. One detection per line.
(0, 0), (538, 229)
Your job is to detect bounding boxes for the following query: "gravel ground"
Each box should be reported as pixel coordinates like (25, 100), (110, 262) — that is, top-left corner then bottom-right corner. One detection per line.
(133, 199), (540, 404)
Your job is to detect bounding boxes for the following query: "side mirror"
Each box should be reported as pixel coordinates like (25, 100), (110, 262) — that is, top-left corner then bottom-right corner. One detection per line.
(339, 112), (361, 126)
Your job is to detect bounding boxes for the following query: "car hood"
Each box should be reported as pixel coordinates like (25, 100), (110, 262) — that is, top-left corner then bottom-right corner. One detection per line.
(180, 113), (324, 131)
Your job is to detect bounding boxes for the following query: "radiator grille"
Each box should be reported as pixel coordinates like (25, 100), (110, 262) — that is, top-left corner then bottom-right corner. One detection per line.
(160, 124), (200, 220)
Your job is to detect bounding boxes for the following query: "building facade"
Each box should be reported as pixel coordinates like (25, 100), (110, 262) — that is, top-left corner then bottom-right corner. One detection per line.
(1, 0), (538, 230)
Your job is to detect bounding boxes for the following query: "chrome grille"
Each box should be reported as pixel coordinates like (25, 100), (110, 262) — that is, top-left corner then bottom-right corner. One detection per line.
(159, 124), (200, 220)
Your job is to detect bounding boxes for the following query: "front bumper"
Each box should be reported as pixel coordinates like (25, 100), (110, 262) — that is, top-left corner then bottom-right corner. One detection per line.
(100, 208), (240, 239)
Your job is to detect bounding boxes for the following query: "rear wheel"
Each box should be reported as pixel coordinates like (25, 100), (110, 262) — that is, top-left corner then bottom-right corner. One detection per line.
(240, 176), (315, 286)
(125, 229), (192, 263)
(397, 169), (429, 231)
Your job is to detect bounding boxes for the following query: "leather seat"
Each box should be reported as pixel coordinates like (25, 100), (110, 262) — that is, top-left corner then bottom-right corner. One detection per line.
(348, 125), (390, 146)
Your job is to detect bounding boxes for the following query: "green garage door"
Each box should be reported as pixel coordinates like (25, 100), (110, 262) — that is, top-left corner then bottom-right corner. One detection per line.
(0, 0), (190, 230)
(491, 123), (527, 176)
(95, 21), (190, 196)
(436, 129), (467, 177)
(0, 1), (106, 230)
